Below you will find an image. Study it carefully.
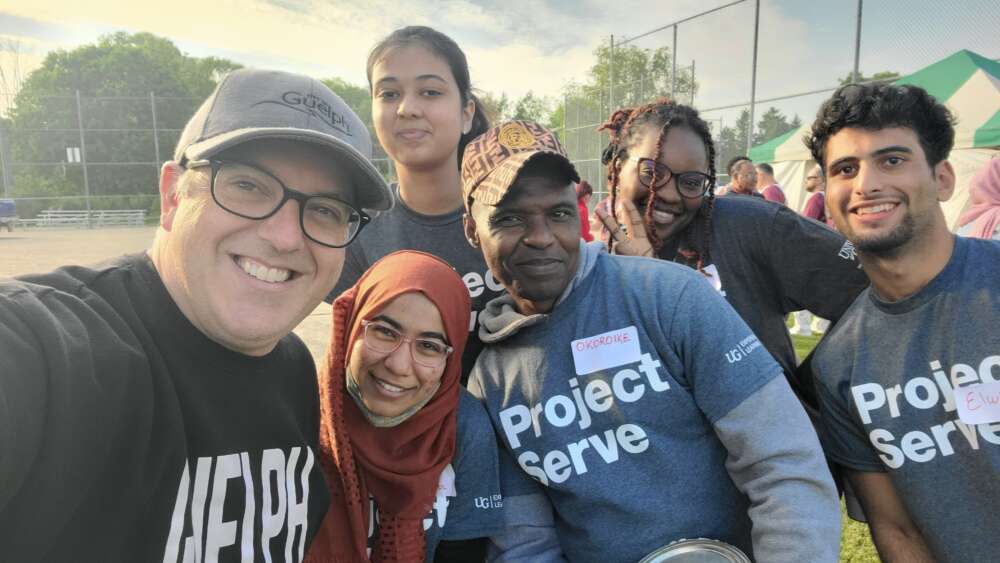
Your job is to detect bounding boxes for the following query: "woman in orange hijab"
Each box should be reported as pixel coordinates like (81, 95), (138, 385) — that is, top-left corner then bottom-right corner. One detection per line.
(306, 250), (503, 562)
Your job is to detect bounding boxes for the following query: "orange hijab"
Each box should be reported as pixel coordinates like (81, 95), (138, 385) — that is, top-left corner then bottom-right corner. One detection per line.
(306, 251), (471, 563)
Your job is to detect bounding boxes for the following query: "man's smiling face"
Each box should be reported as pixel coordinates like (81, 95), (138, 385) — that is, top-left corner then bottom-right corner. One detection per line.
(823, 126), (954, 257)
(156, 139), (353, 355)
(466, 168), (580, 316)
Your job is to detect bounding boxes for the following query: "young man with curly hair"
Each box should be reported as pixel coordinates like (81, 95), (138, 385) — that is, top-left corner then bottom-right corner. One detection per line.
(808, 82), (1000, 562)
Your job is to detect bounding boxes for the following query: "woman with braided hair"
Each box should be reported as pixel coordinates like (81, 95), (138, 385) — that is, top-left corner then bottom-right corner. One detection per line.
(596, 98), (869, 421)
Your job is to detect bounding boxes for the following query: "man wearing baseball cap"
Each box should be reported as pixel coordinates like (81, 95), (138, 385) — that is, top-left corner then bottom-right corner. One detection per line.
(463, 121), (840, 562)
(0, 68), (391, 562)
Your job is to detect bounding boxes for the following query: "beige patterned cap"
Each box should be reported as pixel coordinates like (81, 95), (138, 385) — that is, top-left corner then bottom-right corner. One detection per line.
(462, 120), (580, 208)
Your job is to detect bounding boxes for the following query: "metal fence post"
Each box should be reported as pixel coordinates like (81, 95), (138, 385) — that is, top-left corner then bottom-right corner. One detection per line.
(852, 0), (864, 83)
(746, 0), (760, 154)
(671, 25), (678, 99)
(0, 127), (9, 198)
(608, 34), (615, 114)
(75, 90), (93, 228)
(690, 60), (696, 105)
(150, 91), (161, 180)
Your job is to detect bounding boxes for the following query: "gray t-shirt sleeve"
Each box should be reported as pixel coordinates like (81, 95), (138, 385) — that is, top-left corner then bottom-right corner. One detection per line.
(663, 271), (781, 422)
(441, 393), (504, 540)
(714, 376), (841, 563)
(327, 242), (369, 302)
(767, 205), (868, 321)
(487, 447), (566, 563)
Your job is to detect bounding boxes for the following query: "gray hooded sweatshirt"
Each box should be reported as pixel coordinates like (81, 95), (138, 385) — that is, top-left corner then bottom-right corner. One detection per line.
(469, 242), (839, 563)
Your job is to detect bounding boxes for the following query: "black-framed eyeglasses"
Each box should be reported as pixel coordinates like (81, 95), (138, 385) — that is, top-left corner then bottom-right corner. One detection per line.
(628, 156), (712, 199)
(360, 319), (454, 369)
(186, 159), (370, 248)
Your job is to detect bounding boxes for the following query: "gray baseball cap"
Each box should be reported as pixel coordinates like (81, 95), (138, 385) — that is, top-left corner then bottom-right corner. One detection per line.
(174, 68), (392, 212)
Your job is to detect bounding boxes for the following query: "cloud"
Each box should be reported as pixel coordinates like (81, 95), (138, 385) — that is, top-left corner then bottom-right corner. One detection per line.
(0, 0), (833, 115)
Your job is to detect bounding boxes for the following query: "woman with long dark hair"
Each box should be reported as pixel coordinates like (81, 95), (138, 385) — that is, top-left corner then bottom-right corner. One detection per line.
(328, 26), (497, 383)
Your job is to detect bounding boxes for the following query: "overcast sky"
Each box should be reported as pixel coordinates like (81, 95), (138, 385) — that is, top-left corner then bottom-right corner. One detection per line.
(1, 0), (998, 128)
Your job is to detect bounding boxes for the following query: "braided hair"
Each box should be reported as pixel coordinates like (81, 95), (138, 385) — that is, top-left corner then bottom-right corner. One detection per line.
(598, 98), (717, 271)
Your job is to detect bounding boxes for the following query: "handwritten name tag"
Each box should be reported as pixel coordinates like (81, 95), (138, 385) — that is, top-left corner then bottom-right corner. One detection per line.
(703, 264), (725, 296)
(954, 382), (1000, 425)
(571, 326), (641, 375)
(437, 464), (456, 498)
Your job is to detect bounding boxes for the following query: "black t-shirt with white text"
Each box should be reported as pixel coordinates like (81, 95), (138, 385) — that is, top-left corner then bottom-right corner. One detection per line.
(0, 254), (329, 562)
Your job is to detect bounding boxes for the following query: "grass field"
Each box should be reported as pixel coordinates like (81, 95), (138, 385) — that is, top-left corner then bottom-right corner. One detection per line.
(793, 332), (880, 562)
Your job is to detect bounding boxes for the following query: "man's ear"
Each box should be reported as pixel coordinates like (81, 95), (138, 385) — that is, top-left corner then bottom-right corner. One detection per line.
(159, 161), (184, 231)
(463, 211), (480, 248)
(934, 159), (956, 202)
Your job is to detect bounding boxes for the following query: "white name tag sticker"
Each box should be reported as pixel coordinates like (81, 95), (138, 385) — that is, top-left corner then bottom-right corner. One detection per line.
(437, 464), (456, 498)
(703, 264), (725, 295)
(954, 382), (1000, 425)
(571, 326), (641, 375)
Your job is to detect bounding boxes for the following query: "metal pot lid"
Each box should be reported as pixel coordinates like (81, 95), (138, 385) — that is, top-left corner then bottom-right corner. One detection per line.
(638, 538), (752, 563)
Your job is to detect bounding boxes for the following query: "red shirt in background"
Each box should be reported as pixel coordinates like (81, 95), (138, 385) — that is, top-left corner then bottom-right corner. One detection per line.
(760, 183), (786, 205)
(578, 198), (594, 242)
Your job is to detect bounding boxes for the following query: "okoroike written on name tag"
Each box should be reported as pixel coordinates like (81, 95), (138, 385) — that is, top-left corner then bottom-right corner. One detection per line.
(571, 326), (641, 376)
(954, 381), (1000, 425)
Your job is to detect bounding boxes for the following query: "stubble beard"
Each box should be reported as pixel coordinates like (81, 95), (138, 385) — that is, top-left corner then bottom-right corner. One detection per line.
(852, 212), (917, 259)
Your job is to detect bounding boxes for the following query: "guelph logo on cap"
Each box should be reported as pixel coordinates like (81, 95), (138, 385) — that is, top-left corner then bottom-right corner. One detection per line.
(254, 91), (352, 136)
(497, 122), (536, 150)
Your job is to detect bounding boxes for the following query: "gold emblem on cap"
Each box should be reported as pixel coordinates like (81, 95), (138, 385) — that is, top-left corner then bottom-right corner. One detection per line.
(497, 122), (535, 149)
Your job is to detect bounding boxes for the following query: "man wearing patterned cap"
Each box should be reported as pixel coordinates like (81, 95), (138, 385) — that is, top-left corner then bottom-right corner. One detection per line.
(462, 121), (840, 562)
(0, 68), (392, 561)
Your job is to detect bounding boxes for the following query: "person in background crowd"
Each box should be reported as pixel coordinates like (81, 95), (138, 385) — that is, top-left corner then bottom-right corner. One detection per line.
(0, 68), (393, 561)
(802, 164), (828, 224)
(576, 180), (595, 242)
(725, 156), (762, 198)
(462, 120), (840, 563)
(756, 162), (787, 205)
(956, 156), (1000, 240)
(327, 25), (496, 385)
(307, 251), (502, 563)
(808, 82), (1000, 563)
(792, 163), (833, 336)
(595, 98), (868, 424)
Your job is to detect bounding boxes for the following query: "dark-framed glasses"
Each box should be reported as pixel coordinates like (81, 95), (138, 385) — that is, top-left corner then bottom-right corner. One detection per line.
(186, 159), (370, 248)
(360, 319), (454, 369)
(628, 156), (712, 199)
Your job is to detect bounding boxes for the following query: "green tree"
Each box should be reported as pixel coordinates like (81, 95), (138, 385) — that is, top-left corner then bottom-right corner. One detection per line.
(321, 77), (371, 129)
(838, 70), (900, 86)
(5, 32), (240, 211)
(587, 42), (697, 109)
(477, 91), (511, 123)
(754, 107), (801, 146)
(511, 91), (550, 123)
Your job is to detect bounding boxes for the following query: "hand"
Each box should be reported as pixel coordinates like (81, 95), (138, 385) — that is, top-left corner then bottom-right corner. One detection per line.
(595, 198), (653, 257)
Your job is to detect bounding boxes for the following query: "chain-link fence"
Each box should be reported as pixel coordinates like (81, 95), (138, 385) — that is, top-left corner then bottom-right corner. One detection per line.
(561, 0), (1000, 205)
(0, 91), (392, 223)
(2, 0), (997, 222)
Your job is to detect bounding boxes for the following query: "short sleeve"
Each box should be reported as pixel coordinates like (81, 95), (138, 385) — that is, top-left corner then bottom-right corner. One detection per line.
(767, 205), (868, 320)
(663, 272), (783, 423)
(441, 393), (505, 540)
(813, 362), (886, 473)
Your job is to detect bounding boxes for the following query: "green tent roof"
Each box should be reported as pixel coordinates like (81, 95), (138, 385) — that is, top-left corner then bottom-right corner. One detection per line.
(750, 49), (1000, 162)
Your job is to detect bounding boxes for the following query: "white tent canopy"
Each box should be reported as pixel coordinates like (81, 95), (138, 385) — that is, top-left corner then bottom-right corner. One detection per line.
(748, 50), (1000, 229)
